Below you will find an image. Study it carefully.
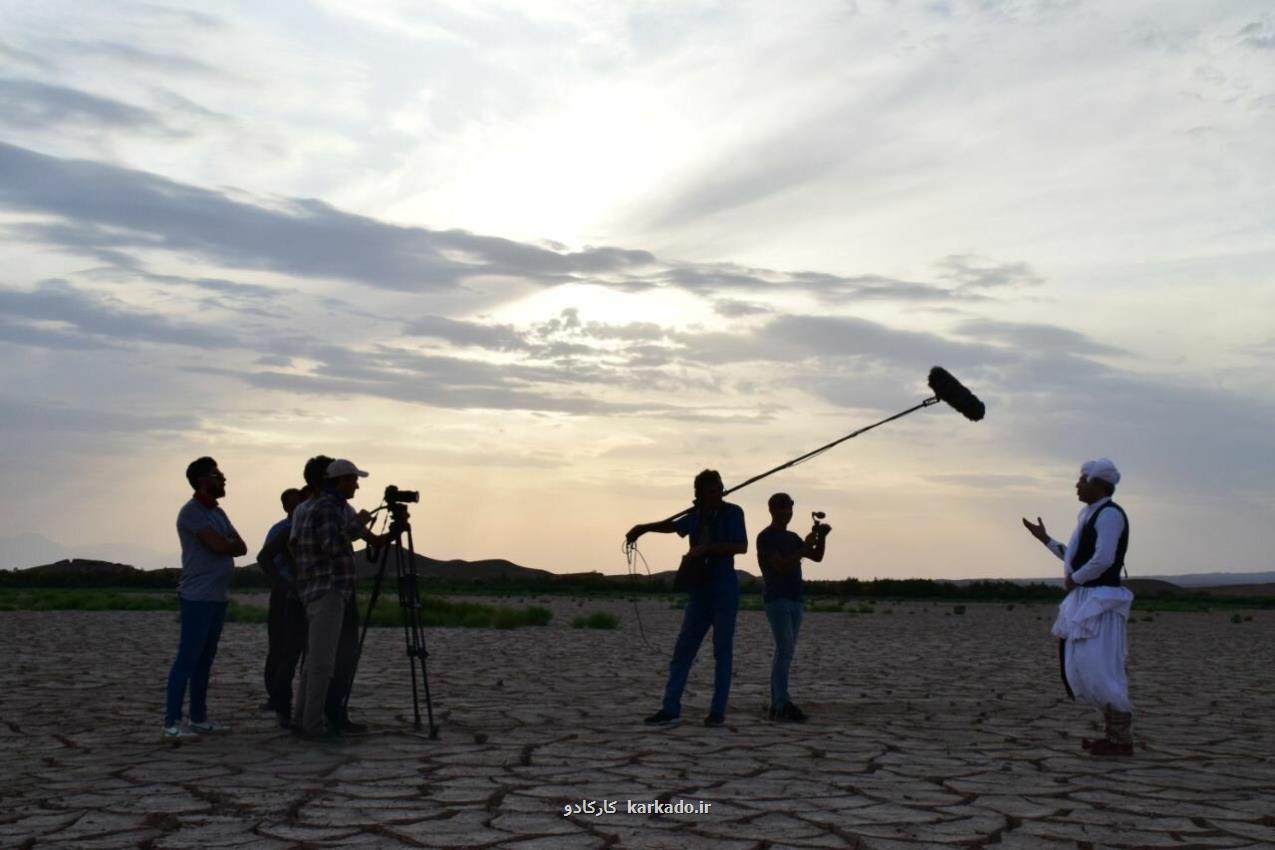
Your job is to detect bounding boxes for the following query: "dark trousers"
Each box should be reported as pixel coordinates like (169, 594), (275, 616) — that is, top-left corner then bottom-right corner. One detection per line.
(264, 583), (307, 715)
(326, 593), (359, 725)
(662, 582), (739, 718)
(165, 598), (227, 726)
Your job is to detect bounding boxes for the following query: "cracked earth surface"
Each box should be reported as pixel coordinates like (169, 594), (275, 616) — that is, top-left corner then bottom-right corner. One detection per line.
(2, 598), (1273, 849)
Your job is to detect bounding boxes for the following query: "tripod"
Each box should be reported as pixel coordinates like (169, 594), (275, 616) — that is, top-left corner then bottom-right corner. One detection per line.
(349, 500), (439, 738)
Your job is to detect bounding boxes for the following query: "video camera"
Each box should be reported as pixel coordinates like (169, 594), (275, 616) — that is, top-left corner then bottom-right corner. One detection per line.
(385, 485), (419, 504)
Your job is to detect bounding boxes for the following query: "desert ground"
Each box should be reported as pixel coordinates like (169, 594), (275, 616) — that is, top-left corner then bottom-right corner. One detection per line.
(2, 597), (1273, 849)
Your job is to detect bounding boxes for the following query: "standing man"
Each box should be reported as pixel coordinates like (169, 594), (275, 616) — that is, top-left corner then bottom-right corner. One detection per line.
(1022, 458), (1134, 756)
(756, 493), (829, 723)
(291, 459), (384, 739)
(164, 457), (247, 739)
(627, 469), (747, 728)
(257, 486), (305, 729)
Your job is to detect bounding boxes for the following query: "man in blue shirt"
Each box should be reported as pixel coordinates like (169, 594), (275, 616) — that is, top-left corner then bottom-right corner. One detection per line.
(164, 456), (247, 739)
(256, 486), (305, 728)
(756, 492), (829, 723)
(627, 469), (747, 727)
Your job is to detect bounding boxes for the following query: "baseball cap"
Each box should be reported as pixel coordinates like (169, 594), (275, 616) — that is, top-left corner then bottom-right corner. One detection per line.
(326, 459), (369, 479)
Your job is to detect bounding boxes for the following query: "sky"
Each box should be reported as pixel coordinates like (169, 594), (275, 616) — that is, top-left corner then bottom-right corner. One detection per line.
(0, 0), (1272, 580)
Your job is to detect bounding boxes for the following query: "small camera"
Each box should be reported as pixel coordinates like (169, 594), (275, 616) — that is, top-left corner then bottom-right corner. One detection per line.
(385, 485), (419, 504)
(811, 511), (831, 536)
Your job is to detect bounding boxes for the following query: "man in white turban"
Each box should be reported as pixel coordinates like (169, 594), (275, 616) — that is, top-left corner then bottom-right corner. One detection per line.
(1022, 458), (1134, 756)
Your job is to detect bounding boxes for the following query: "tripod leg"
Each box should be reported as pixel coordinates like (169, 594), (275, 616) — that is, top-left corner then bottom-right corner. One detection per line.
(394, 537), (423, 731)
(344, 541), (392, 717)
(404, 526), (438, 739)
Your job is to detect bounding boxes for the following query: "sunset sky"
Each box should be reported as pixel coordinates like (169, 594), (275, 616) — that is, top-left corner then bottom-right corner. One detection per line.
(1, 0), (1272, 580)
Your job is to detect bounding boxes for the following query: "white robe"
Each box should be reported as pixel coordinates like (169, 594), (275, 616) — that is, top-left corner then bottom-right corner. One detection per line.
(1051, 586), (1134, 712)
(1045, 498), (1134, 713)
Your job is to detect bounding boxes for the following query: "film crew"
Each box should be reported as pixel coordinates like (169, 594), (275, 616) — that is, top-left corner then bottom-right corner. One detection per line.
(163, 457), (247, 739)
(1022, 458), (1135, 756)
(256, 486), (305, 729)
(627, 469), (747, 728)
(292, 459), (387, 739)
(757, 493), (829, 723)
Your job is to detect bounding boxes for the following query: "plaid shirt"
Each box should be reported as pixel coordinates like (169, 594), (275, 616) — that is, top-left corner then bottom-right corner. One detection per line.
(292, 492), (361, 605)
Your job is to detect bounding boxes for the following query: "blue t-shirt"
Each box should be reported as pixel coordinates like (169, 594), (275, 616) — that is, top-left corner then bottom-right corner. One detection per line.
(264, 516), (292, 581)
(673, 502), (747, 590)
(176, 498), (238, 602)
(757, 526), (804, 602)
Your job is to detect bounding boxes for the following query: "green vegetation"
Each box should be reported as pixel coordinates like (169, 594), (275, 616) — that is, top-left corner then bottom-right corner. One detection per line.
(571, 611), (620, 629)
(0, 588), (552, 629)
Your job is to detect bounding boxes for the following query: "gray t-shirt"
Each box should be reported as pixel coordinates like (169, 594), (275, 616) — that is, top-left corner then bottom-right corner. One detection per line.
(176, 498), (238, 602)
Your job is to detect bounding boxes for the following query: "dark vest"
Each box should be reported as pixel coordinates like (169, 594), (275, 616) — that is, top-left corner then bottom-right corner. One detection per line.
(1072, 501), (1129, 587)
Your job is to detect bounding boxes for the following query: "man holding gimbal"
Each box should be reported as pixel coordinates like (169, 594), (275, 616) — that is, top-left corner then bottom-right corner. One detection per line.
(291, 458), (386, 739)
(757, 492), (829, 723)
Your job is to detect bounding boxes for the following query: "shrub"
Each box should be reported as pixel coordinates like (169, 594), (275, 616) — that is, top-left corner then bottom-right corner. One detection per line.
(572, 611), (620, 629)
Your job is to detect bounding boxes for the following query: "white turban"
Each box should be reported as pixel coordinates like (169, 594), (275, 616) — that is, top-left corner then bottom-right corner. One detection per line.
(1081, 458), (1121, 487)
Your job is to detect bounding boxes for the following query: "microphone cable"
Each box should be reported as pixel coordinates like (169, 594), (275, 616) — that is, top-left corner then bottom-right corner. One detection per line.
(619, 542), (652, 657)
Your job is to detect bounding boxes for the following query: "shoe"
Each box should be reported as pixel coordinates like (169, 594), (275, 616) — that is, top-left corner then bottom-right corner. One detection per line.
(644, 710), (679, 726)
(338, 719), (368, 734)
(188, 720), (228, 735)
(703, 713), (725, 727)
(1087, 738), (1133, 757)
(161, 723), (199, 740)
(292, 726), (342, 742)
(777, 702), (808, 723)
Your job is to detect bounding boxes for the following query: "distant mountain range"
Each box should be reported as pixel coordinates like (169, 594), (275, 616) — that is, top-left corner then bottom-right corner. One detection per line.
(2, 533), (1271, 589)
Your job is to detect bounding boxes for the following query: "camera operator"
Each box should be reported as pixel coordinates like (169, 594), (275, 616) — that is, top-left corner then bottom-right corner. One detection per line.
(757, 492), (830, 723)
(291, 458), (387, 739)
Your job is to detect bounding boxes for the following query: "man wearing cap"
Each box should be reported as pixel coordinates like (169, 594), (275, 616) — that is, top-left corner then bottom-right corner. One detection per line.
(1022, 458), (1134, 756)
(292, 458), (385, 738)
(757, 492), (830, 723)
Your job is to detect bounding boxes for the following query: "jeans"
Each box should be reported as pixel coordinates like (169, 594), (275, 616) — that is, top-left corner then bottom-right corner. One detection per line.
(662, 581), (739, 718)
(764, 597), (803, 708)
(165, 597), (228, 726)
(264, 584), (307, 716)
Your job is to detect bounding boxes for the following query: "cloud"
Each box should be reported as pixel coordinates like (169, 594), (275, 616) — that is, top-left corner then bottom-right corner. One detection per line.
(0, 142), (654, 292)
(936, 254), (1045, 291)
(402, 315), (528, 350)
(954, 318), (1125, 357)
(0, 279), (238, 349)
(1238, 21), (1275, 50)
(0, 396), (197, 433)
(713, 299), (772, 317)
(54, 40), (221, 75)
(0, 78), (178, 135)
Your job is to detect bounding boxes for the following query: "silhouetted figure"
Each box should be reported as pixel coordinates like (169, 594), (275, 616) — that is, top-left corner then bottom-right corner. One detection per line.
(257, 486), (305, 728)
(164, 456), (247, 739)
(627, 469), (747, 728)
(757, 492), (829, 722)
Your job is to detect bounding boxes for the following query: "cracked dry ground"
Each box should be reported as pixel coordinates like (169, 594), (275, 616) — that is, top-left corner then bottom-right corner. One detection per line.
(2, 599), (1273, 850)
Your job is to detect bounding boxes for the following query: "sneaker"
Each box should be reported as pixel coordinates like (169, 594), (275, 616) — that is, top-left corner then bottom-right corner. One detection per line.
(188, 720), (228, 735)
(644, 710), (680, 726)
(703, 713), (725, 727)
(161, 723), (198, 740)
(777, 702), (808, 723)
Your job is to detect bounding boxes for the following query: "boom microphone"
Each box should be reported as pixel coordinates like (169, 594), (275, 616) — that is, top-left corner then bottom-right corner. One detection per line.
(639, 367), (988, 528)
(927, 366), (985, 422)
